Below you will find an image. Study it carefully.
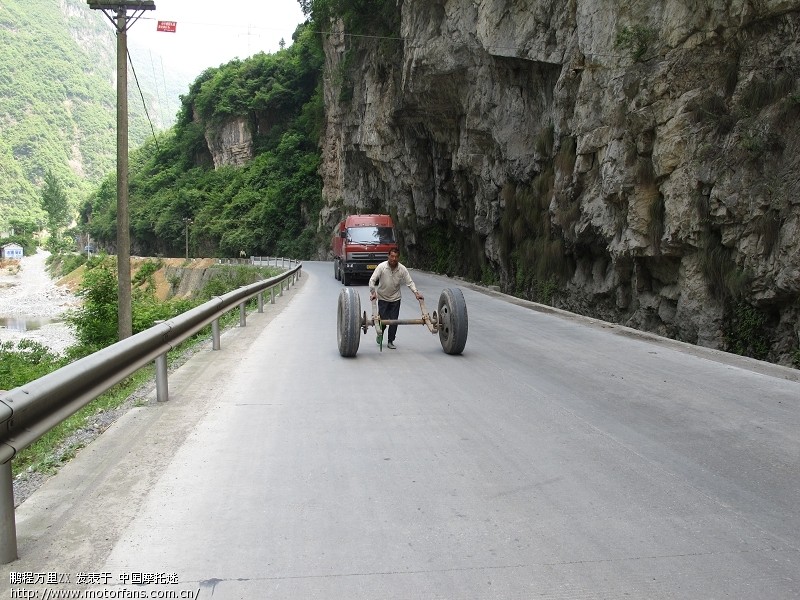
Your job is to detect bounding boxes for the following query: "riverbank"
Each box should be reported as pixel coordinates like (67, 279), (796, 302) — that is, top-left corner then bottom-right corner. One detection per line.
(0, 250), (80, 354)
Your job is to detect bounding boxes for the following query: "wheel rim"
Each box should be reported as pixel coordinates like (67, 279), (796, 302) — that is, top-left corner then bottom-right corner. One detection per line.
(440, 303), (452, 342)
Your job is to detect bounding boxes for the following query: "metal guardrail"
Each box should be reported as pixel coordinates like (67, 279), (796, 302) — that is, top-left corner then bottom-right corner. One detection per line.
(216, 256), (298, 267)
(0, 260), (302, 563)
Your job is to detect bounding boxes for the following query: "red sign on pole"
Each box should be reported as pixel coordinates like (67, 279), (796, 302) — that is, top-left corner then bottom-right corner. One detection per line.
(157, 21), (177, 33)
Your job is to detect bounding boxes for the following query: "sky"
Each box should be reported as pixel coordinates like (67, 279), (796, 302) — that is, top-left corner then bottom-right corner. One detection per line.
(127, 0), (308, 79)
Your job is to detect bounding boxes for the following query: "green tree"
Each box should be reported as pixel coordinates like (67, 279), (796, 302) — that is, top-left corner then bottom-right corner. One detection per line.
(40, 169), (72, 248)
(8, 217), (41, 237)
(67, 258), (119, 351)
(302, 0), (400, 36)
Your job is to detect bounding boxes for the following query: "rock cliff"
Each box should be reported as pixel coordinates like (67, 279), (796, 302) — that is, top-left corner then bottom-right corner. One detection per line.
(317, 0), (800, 365)
(205, 117), (254, 169)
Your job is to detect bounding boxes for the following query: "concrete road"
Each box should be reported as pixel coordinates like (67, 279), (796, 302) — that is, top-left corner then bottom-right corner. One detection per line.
(3, 261), (799, 599)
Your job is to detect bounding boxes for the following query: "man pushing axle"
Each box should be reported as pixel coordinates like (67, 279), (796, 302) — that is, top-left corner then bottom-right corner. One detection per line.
(369, 248), (423, 349)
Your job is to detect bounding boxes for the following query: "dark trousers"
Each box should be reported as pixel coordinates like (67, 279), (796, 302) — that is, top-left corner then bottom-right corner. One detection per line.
(378, 299), (401, 343)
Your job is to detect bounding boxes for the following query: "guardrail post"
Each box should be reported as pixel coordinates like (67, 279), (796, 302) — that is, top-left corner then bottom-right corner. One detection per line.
(239, 303), (247, 327)
(1, 460), (18, 564)
(212, 318), (221, 350)
(155, 353), (169, 403)
(279, 280), (285, 297)
(270, 286), (276, 304)
(257, 292), (264, 313)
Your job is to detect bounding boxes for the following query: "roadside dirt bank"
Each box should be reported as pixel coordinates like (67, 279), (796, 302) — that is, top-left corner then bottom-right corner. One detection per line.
(0, 253), (220, 354)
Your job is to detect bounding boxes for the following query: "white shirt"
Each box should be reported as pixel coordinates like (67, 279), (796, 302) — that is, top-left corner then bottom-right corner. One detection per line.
(369, 261), (419, 302)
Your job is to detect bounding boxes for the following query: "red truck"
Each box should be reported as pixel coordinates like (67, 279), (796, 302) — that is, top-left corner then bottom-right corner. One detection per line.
(332, 214), (398, 285)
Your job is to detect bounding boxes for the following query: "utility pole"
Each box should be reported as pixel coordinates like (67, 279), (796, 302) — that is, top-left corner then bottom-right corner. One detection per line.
(88, 0), (155, 340)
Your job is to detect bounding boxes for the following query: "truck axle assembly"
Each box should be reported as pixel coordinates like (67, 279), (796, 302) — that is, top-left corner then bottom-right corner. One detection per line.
(337, 287), (468, 357)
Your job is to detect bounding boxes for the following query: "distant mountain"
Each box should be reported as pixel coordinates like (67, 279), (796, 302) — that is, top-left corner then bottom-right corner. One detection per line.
(0, 0), (191, 230)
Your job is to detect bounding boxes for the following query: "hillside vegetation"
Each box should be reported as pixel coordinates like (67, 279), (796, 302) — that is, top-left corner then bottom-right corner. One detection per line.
(0, 0), (183, 231)
(82, 24), (325, 259)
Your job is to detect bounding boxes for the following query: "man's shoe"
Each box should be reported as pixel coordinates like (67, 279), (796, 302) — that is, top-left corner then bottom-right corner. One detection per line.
(387, 341), (396, 349)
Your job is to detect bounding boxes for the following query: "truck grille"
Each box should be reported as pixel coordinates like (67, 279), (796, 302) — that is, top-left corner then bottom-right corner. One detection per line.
(348, 252), (389, 262)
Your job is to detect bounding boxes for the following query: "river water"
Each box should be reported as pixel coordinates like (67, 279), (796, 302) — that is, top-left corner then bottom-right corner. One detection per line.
(0, 316), (62, 332)
(0, 250), (79, 353)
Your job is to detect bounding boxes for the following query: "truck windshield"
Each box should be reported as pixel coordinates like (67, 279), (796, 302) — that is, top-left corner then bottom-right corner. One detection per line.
(347, 226), (395, 244)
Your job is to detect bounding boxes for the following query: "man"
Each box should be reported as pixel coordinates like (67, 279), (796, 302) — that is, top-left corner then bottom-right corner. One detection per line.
(369, 248), (423, 349)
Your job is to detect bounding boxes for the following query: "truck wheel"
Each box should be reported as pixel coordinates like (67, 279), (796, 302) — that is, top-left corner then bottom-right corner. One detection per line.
(337, 287), (361, 357)
(334, 259), (340, 280)
(342, 270), (350, 286)
(438, 288), (468, 355)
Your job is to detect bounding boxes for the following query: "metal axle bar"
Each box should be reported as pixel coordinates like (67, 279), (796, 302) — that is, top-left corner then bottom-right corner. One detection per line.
(377, 318), (430, 326)
(369, 296), (438, 333)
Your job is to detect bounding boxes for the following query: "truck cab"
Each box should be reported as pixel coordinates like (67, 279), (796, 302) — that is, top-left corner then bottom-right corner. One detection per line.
(332, 214), (398, 285)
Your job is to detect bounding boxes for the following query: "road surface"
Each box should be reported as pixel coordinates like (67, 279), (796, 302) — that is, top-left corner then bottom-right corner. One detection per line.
(3, 261), (799, 599)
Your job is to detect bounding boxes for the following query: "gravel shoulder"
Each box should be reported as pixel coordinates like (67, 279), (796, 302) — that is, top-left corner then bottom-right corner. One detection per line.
(0, 249), (80, 353)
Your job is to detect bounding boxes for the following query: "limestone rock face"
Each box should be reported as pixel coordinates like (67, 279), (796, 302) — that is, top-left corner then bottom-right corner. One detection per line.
(319, 0), (800, 364)
(205, 117), (254, 168)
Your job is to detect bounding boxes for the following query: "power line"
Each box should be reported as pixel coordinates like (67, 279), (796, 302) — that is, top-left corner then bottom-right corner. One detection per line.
(133, 14), (799, 72)
(127, 48), (161, 152)
(159, 55), (171, 126)
(148, 49), (166, 127)
(138, 15), (300, 34)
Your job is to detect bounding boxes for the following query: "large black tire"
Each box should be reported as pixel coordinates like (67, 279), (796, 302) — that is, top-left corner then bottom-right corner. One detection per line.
(334, 259), (340, 280)
(438, 288), (468, 355)
(341, 269), (350, 286)
(337, 287), (361, 357)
